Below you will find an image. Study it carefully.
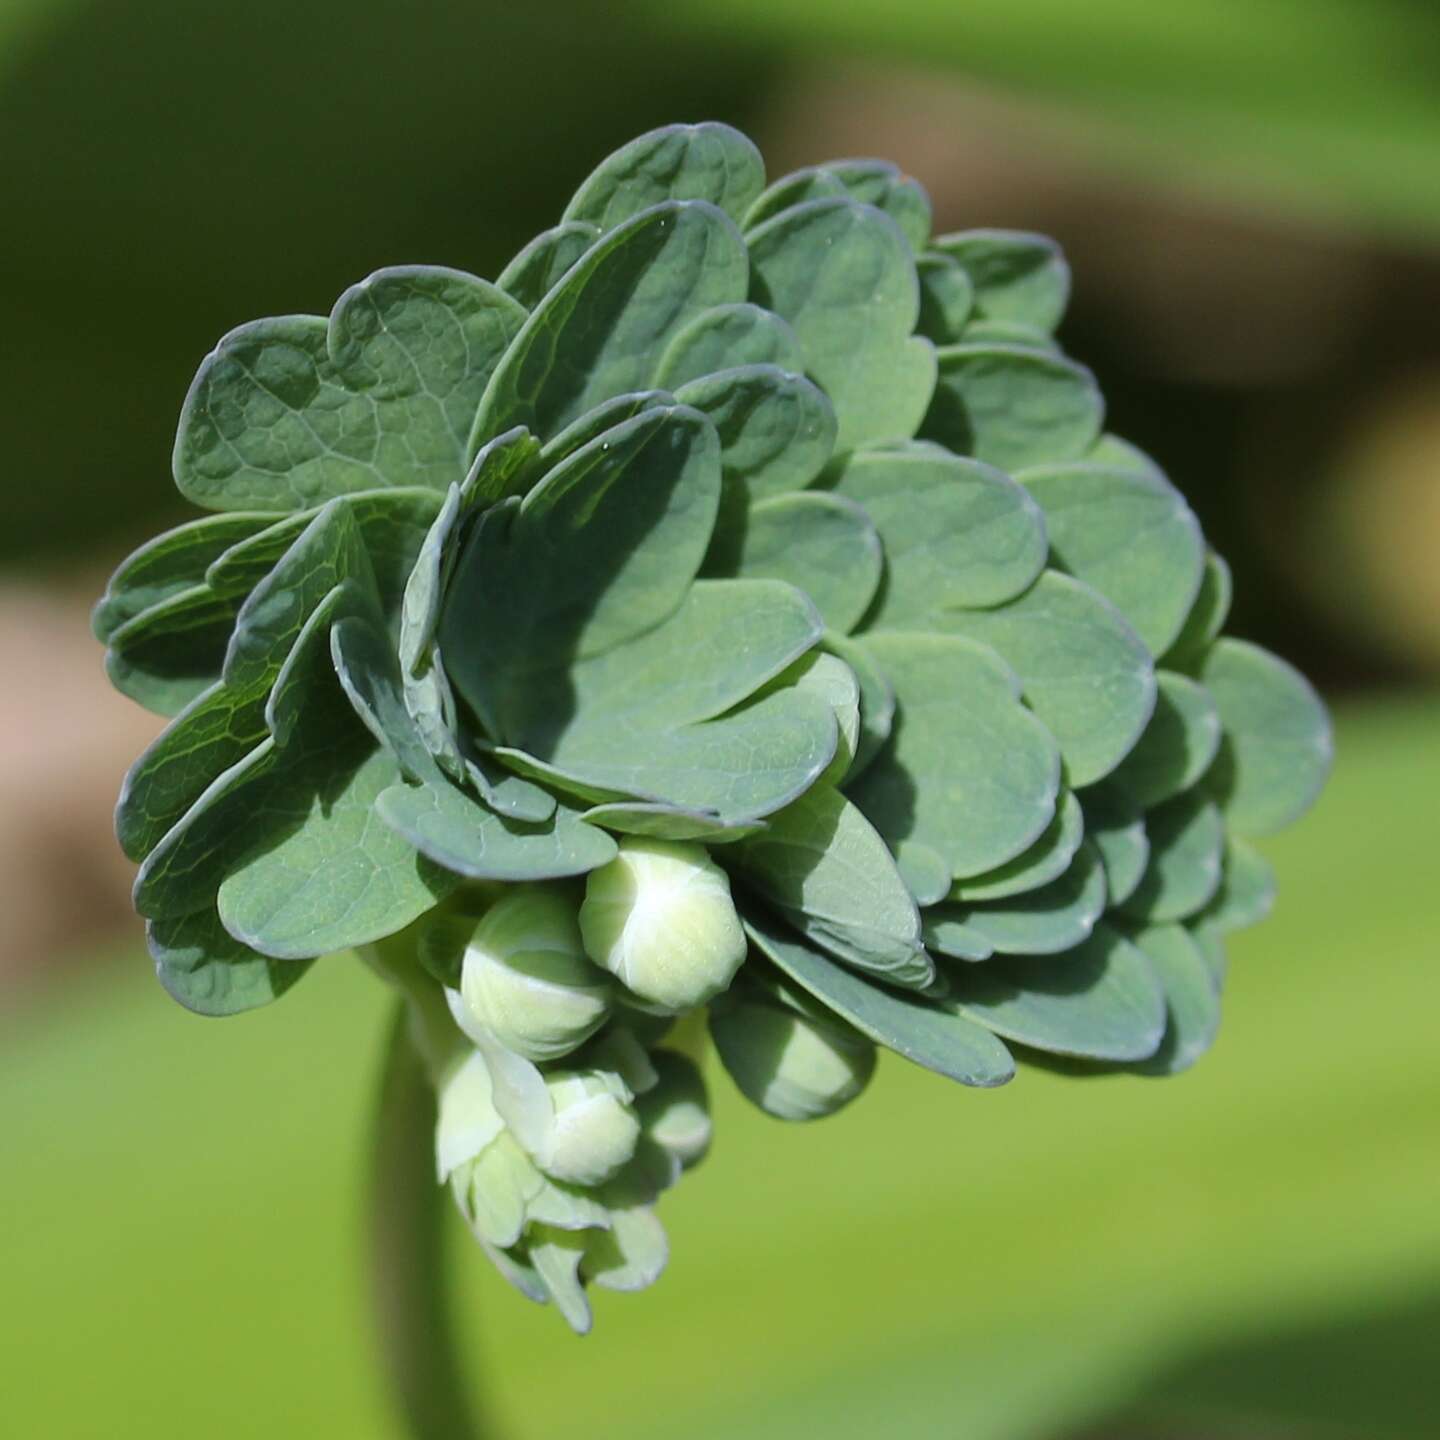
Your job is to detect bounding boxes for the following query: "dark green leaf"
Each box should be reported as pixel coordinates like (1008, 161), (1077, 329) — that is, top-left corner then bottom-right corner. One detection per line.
(563, 122), (765, 231)
(104, 583), (240, 717)
(497, 221), (599, 309)
(1164, 551), (1233, 671)
(470, 201), (747, 445)
(175, 268), (525, 511)
(1079, 781), (1150, 908)
(745, 912), (1014, 1087)
(914, 252), (975, 344)
(149, 909), (313, 1018)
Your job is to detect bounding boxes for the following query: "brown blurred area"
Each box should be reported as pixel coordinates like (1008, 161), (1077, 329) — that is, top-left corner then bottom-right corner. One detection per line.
(4, 49), (1439, 988)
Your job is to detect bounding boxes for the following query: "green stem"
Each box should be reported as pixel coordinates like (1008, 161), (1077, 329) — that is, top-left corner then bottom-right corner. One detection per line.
(369, 981), (484, 1440)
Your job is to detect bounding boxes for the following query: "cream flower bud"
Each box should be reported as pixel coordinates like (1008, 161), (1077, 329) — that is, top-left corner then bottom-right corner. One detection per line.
(578, 838), (746, 1012)
(540, 1070), (642, 1186)
(456, 889), (612, 1062)
(710, 991), (876, 1122)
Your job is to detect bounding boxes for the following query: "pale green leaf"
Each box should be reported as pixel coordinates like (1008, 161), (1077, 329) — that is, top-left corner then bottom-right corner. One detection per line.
(921, 911), (994, 962)
(950, 790), (1084, 903)
(934, 569), (1156, 787)
(1108, 670), (1223, 810)
(829, 444), (1048, 618)
(1119, 789), (1225, 924)
(823, 631), (894, 782)
(1164, 550), (1233, 671)
(1200, 638), (1334, 836)
(1197, 836), (1277, 934)
(747, 197), (936, 451)
(847, 631), (1061, 879)
(655, 302), (806, 388)
(1019, 461), (1205, 655)
(1124, 921), (1221, 1076)
(914, 252), (975, 344)
(1079, 781), (1150, 908)
(579, 802), (765, 844)
(923, 344), (1103, 471)
(933, 230), (1071, 333)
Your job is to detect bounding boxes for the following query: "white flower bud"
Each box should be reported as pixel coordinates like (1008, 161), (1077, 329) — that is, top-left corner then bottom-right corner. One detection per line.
(710, 995), (875, 1122)
(539, 1070), (641, 1186)
(579, 838), (746, 1011)
(456, 889), (612, 1062)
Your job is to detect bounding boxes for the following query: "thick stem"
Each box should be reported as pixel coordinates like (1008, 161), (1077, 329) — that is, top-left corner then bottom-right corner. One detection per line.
(370, 994), (484, 1440)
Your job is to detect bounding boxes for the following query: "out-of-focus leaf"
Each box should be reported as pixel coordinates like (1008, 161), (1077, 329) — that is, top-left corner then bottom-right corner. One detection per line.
(1200, 639), (1334, 836)
(1164, 551), (1234, 671)
(1120, 789), (1224, 924)
(1125, 920), (1220, 1076)
(656, 303), (806, 388)
(914, 252), (975, 344)
(933, 230), (1070, 334)
(1197, 836), (1277, 934)
(1108, 670), (1223, 810)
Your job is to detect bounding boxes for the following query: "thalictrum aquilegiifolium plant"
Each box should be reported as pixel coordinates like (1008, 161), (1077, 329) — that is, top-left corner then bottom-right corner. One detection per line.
(97, 123), (1332, 1364)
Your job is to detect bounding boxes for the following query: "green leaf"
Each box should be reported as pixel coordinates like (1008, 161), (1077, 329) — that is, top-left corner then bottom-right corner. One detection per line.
(580, 802), (765, 844)
(497, 221), (599, 309)
(1200, 638), (1333, 836)
(217, 746), (456, 959)
(149, 909), (313, 1018)
(923, 344), (1103, 471)
(717, 491), (881, 633)
(1197, 836), (1277, 933)
(1087, 432), (1163, 475)
(730, 785), (932, 989)
(221, 499), (375, 693)
(674, 365), (837, 499)
(935, 840), (1107, 957)
(1119, 789), (1225, 924)
(934, 570), (1156, 787)
(754, 650), (861, 788)
(933, 230), (1070, 333)
(204, 488), (443, 616)
(921, 911), (994, 962)
(655, 302), (806, 388)
(747, 197), (936, 451)
(563, 122), (765, 231)
(470, 201), (748, 446)
(819, 159), (932, 251)
(1124, 921), (1221, 1077)
(914, 252), (975, 344)
(398, 485), (461, 677)
(947, 922), (1167, 1062)
(1079, 781), (1150, 908)
(442, 406), (722, 742)
(847, 632), (1061, 879)
(1107, 670), (1223, 810)
(828, 444), (1048, 619)
(330, 612), (440, 782)
(950, 790), (1084, 903)
(104, 583), (241, 717)
(744, 912), (1014, 1087)
(959, 319), (1058, 351)
(115, 680), (267, 862)
(461, 425), (544, 511)
(93, 512), (275, 643)
(1164, 550), (1233, 671)
(175, 268), (526, 511)
(1018, 462), (1205, 655)
(823, 631), (894, 782)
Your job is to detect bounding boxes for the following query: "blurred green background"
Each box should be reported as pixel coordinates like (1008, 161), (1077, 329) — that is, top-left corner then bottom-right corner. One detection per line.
(3, 2), (1438, 1437)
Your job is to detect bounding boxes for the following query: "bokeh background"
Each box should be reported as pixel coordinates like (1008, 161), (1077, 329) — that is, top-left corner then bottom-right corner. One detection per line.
(3, 2), (1438, 1436)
